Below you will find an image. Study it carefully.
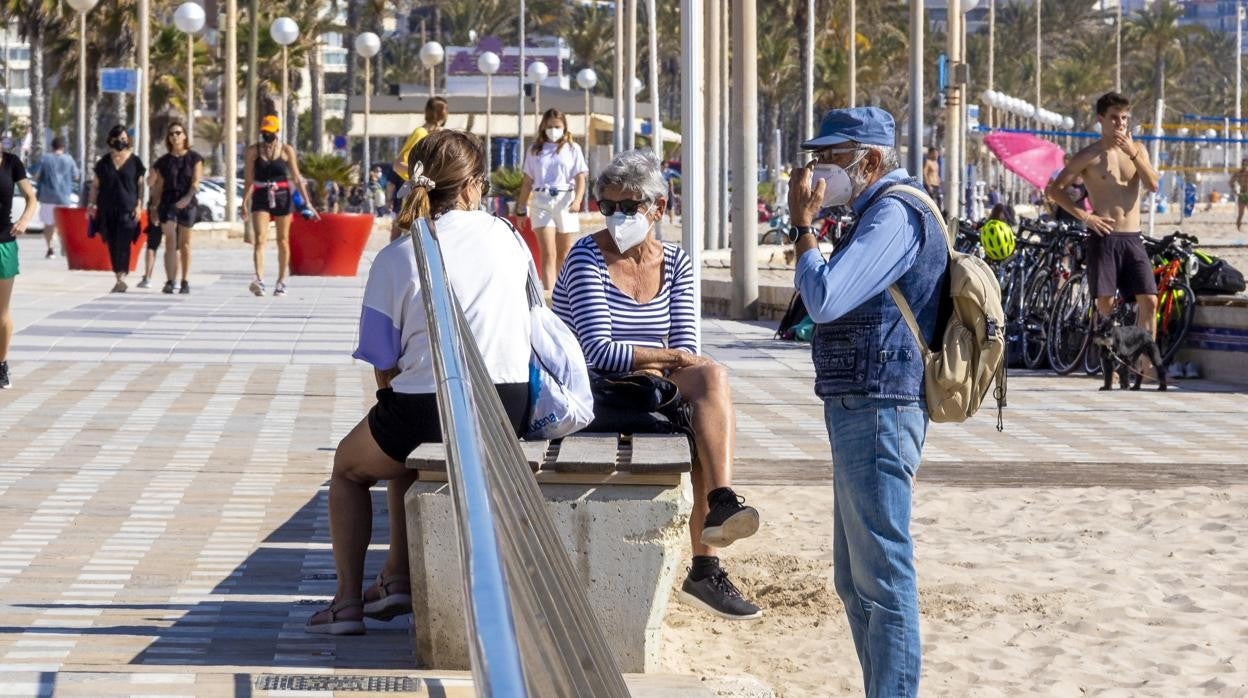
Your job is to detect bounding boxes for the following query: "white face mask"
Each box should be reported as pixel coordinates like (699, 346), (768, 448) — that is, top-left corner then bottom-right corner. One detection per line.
(811, 151), (870, 207)
(605, 210), (652, 253)
(810, 164), (854, 207)
(545, 127), (565, 142)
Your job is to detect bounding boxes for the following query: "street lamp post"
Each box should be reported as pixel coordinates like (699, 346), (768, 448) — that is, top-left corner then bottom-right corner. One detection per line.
(419, 41), (444, 98)
(174, 2), (205, 147)
(478, 51), (501, 174)
(66, 0), (97, 198)
(526, 60), (549, 148)
(355, 32), (380, 187)
(576, 68), (597, 156)
(269, 17), (299, 138)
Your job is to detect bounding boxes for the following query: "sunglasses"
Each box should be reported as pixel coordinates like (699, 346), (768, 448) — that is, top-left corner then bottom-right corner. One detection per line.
(597, 198), (649, 216)
(812, 147), (861, 164)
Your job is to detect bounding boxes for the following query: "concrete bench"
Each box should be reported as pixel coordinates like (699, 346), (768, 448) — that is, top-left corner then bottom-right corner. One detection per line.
(1176, 295), (1248, 386)
(403, 433), (693, 674)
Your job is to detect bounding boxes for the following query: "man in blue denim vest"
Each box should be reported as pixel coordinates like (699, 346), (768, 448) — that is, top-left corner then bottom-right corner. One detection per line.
(786, 107), (949, 697)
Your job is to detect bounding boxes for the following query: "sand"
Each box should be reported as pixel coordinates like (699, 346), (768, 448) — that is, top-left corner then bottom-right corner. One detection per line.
(661, 484), (1248, 697)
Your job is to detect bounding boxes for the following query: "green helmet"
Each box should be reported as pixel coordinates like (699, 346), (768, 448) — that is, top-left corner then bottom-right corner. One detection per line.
(980, 219), (1016, 261)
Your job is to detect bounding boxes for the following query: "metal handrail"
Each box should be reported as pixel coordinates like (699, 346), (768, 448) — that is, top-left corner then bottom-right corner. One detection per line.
(408, 216), (630, 697)
(410, 217), (526, 695)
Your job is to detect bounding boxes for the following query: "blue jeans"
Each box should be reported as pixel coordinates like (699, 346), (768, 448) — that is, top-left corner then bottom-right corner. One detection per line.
(824, 395), (928, 698)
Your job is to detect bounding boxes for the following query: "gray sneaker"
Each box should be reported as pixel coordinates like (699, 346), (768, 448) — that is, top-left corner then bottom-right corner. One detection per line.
(1183, 362), (1201, 379)
(1166, 362), (1185, 380)
(249, 279), (265, 296)
(678, 567), (762, 620)
(136, 277), (151, 289)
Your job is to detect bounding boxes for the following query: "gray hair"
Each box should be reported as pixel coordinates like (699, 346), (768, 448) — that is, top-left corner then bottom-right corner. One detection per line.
(852, 144), (899, 173)
(595, 149), (667, 202)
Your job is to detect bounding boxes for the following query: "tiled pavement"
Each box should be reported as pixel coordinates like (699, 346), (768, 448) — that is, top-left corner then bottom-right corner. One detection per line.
(1, 233), (1246, 695)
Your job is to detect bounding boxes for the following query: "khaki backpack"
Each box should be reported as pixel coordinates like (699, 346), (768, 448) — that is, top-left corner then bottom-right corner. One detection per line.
(882, 185), (1007, 430)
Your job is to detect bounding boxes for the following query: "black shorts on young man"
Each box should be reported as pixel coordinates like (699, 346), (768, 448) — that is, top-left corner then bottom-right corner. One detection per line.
(1089, 232), (1158, 299)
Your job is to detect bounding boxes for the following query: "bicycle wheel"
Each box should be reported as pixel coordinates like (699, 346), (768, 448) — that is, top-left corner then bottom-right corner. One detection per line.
(1022, 272), (1056, 369)
(1047, 272), (1092, 375)
(1155, 280), (1196, 365)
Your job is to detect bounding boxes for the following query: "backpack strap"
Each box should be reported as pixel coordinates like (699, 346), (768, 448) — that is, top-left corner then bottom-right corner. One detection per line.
(880, 183), (949, 357)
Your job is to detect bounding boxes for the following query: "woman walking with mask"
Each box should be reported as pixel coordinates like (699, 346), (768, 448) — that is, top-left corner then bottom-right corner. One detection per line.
(149, 120), (203, 294)
(515, 108), (588, 289)
(89, 125), (146, 293)
(242, 114), (318, 297)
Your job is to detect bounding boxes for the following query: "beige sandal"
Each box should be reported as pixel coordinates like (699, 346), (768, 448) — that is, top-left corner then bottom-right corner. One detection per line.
(363, 574), (412, 621)
(304, 598), (366, 635)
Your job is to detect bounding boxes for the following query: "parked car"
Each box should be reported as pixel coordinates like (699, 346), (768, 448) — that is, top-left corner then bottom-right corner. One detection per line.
(196, 178), (243, 222)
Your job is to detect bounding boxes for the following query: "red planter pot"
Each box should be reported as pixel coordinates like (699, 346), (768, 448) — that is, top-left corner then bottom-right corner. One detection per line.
(506, 215), (542, 270)
(289, 212), (375, 276)
(53, 206), (147, 272)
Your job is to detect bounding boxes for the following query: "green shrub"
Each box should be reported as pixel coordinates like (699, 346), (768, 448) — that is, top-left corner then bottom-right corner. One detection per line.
(299, 154), (355, 212)
(490, 168), (525, 200)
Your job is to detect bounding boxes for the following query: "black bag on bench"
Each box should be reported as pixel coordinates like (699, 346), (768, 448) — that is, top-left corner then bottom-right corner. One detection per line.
(584, 371), (694, 436)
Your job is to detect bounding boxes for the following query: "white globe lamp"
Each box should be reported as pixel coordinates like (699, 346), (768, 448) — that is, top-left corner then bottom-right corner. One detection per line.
(354, 32), (381, 58)
(174, 2), (205, 33)
(269, 16), (298, 46)
(477, 50), (500, 75)
(419, 41), (445, 69)
(526, 60), (549, 84)
(576, 68), (598, 91)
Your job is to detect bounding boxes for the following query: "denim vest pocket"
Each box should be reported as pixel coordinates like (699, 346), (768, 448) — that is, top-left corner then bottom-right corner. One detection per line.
(812, 314), (880, 395)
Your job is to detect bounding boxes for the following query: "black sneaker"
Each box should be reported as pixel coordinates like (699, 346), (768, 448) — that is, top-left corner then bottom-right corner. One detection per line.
(0, 361), (10, 389)
(161, 280), (175, 294)
(179, 280), (190, 295)
(678, 567), (762, 620)
(700, 487), (759, 548)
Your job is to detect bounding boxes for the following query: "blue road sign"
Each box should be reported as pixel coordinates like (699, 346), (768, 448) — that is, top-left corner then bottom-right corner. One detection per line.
(99, 68), (138, 94)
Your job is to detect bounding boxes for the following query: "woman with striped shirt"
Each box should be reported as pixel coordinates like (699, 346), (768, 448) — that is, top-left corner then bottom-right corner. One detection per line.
(553, 149), (762, 621)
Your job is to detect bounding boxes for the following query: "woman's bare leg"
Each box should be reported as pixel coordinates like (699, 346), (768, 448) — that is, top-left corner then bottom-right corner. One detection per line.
(162, 220), (179, 282)
(535, 225), (558, 290)
(273, 214), (292, 284)
(555, 231), (577, 279)
(251, 211), (271, 280)
(0, 277), (14, 361)
(178, 226), (192, 282)
(318, 418), (407, 619)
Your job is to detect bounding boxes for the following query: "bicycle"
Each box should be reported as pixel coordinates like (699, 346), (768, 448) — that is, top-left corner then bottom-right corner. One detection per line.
(1047, 230), (1198, 376)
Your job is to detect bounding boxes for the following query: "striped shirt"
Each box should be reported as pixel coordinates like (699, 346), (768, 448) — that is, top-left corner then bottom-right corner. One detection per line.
(552, 235), (697, 374)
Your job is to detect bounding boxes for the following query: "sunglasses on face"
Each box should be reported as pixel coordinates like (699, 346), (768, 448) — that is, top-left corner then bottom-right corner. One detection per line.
(597, 198), (649, 216)
(812, 147), (860, 164)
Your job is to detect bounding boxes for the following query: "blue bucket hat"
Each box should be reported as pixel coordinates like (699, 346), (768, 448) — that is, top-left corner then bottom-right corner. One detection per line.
(802, 107), (896, 150)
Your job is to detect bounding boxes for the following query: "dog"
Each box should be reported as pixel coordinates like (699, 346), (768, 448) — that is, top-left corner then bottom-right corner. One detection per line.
(1091, 319), (1168, 391)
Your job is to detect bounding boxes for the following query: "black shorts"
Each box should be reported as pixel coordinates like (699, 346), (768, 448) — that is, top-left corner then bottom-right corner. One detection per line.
(367, 383), (531, 463)
(250, 188), (292, 216)
(157, 199), (198, 229)
(145, 222), (163, 250)
(1088, 233), (1158, 299)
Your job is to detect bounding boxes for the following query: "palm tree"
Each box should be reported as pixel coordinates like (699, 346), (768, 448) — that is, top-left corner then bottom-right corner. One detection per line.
(2, 0), (71, 162)
(1126, 0), (1206, 120)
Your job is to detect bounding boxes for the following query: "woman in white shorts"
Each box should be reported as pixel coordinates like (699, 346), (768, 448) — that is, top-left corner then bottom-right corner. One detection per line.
(515, 108), (588, 290)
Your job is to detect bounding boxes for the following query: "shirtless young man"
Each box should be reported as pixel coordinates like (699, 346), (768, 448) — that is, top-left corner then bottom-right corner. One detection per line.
(1046, 91), (1160, 338)
(1231, 159), (1248, 231)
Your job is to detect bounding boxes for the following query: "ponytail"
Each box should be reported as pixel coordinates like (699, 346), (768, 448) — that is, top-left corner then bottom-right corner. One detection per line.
(396, 184), (432, 231)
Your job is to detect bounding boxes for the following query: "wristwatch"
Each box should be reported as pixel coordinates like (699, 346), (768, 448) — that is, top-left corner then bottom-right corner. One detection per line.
(786, 225), (815, 243)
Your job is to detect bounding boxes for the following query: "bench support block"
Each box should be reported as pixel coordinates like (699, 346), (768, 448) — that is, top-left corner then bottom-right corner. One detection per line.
(404, 477), (692, 674)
